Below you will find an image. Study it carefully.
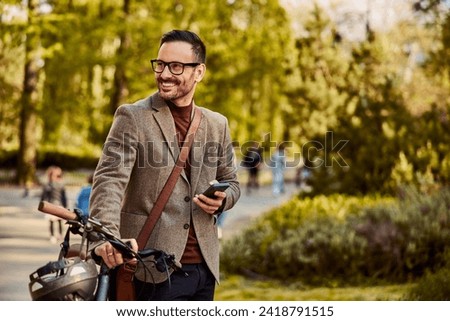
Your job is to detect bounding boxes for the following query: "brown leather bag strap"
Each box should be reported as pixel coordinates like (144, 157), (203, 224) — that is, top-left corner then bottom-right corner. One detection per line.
(136, 107), (202, 249)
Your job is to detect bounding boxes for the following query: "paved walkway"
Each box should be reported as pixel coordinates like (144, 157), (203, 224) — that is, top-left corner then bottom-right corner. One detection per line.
(221, 182), (299, 240)
(0, 177), (300, 300)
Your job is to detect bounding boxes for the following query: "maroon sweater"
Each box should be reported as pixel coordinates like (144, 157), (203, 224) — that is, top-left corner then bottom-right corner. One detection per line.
(167, 101), (203, 264)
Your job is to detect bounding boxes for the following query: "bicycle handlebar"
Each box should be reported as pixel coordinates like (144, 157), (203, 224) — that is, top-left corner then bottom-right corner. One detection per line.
(38, 201), (135, 254)
(37, 201), (182, 272)
(39, 201), (78, 221)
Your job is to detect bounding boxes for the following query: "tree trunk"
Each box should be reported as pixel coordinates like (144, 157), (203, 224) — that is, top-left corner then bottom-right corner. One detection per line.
(16, 0), (40, 187)
(109, 0), (131, 114)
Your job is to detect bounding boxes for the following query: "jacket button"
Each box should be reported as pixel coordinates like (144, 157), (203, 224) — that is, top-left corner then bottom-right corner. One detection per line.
(183, 224), (190, 229)
(184, 196), (190, 202)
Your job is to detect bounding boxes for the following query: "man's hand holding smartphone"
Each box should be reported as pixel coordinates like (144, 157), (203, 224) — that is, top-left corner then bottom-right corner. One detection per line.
(193, 180), (230, 215)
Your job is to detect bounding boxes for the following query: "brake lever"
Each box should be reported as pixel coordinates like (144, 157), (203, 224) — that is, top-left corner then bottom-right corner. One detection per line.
(162, 253), (184, 274)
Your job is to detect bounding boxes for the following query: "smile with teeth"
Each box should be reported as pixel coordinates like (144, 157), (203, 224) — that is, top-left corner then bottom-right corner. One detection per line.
(161, 82), (177, 88)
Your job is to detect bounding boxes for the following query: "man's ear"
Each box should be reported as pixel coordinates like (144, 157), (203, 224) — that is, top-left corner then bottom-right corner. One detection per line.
(195, 64), (206, 82)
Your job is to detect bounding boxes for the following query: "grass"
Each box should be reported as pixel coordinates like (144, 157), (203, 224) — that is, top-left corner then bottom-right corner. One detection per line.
(215, 275), (415, 301)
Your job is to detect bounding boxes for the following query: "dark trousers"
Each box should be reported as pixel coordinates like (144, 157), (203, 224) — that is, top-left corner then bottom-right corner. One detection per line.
(134, 263), (215, 301)
(49, 220), (63, 236)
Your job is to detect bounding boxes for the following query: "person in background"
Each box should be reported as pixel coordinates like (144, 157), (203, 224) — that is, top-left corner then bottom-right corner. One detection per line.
(75, 173), (93, 219)
(216, 211), (227, 240)
(241, 141), (263, 195)
(40, 165), (67, 243)
(271, 143), (286, 196)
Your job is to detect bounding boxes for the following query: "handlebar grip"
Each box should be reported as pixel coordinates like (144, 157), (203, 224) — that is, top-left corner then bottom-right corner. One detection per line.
(38, 201), (78, 221)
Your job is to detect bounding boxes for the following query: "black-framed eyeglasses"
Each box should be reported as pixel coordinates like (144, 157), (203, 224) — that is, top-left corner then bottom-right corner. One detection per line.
(150, 59), (200, 75)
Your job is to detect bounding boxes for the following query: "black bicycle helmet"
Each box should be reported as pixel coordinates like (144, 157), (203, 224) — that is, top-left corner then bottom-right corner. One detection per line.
(29, 257), (98, 301)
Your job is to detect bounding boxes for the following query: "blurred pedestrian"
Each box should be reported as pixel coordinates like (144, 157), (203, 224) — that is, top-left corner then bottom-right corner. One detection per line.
(216, 211), (228, 240)
(295, 165), (311, 188)
(241, 142), (263, 194)
(271, 144), (286, 196)
(40, 165), (67, 243)
(75, 172), (93, 219)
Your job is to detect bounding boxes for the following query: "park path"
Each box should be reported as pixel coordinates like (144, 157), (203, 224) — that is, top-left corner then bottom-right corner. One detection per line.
(221, 181), (299, 240)
(0, 172), (300, 300)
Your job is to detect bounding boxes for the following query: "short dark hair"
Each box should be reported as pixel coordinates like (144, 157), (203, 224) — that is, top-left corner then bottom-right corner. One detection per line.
(160, 30), (206, 63)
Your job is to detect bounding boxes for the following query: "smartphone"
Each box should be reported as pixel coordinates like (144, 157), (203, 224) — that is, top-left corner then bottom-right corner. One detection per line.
(202, 181), (230, 199)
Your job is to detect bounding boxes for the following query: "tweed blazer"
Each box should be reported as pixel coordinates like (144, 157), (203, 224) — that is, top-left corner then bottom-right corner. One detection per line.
(89, 92), (240, 284)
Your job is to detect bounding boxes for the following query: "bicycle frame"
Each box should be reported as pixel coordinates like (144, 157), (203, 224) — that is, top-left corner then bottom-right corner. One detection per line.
(95, 264), (111, 301)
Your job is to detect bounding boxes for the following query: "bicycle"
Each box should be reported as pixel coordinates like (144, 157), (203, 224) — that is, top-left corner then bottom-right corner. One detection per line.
(28, 200), (181, 301)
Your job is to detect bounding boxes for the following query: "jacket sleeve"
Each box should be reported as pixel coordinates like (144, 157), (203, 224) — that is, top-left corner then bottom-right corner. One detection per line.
(89, 105), (139, 238)
(215, 117), (240, 212)
(61, 188), (67, 208)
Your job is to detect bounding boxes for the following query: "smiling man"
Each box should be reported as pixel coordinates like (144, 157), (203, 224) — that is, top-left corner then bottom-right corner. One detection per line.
(90, 30), (240, 300)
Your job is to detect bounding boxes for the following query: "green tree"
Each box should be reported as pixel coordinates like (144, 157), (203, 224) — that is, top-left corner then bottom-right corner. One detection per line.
(284, 4), (417, 195)
(337, 35), (412, 194)
(283, 5), (351, 191)
(2, 0), (448, 196)
(411, 0), (450, 185)
(109, 0), (130, 115)
(0, 2), (23, 158)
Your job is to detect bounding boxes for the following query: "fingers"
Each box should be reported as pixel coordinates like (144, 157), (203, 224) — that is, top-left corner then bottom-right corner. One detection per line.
(123, 238), (138, 253)
(122, 238), (138, 264)
(94, 241), (124, 268)
(193, 191), (226, 214)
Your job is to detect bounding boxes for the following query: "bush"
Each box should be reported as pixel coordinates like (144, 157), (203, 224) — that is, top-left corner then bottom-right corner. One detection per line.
(404, 248), (450, 300)
(37, 151), (99, 170)
(221, 194), (394, 284)
(405, 268), (450, 300)
(0, 149), (17, 168)
(0, 149), (99, 171)
(221, 187), (450, 286)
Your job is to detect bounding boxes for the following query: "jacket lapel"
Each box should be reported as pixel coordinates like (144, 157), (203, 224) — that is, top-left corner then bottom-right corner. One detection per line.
(151, 95), (180, 169)
(150, 94), (205, 186)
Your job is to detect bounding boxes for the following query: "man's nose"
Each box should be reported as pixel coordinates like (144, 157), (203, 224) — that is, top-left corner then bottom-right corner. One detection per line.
(160, 64), (172, 77)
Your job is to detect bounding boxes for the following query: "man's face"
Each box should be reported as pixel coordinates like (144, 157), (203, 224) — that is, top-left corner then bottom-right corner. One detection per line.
(155, 41), (205, 106)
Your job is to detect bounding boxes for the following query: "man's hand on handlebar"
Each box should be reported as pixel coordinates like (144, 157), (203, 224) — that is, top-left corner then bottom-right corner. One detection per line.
(94, 238), (138, 269)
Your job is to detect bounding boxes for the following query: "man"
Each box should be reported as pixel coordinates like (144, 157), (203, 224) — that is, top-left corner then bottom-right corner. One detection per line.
(41, 165), (67, 243)
(90, 30), (240, 300)
(271, 143), (286, 196)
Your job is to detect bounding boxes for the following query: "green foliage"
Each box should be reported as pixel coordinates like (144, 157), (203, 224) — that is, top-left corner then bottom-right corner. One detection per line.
(283, 5), (450, 196)
(0, 148), (98, 172)
(221, 193), (394, 284)
(37, 150), (99, 171)
(0, 20), (23, 150)
(405, 267), (450, 300)
(0, 149), (17, 168)
(221, 188), (450, 286)
(284, 5), (349, 141)
(1, 1), (450, 193)
(405, 250), (450, 300)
